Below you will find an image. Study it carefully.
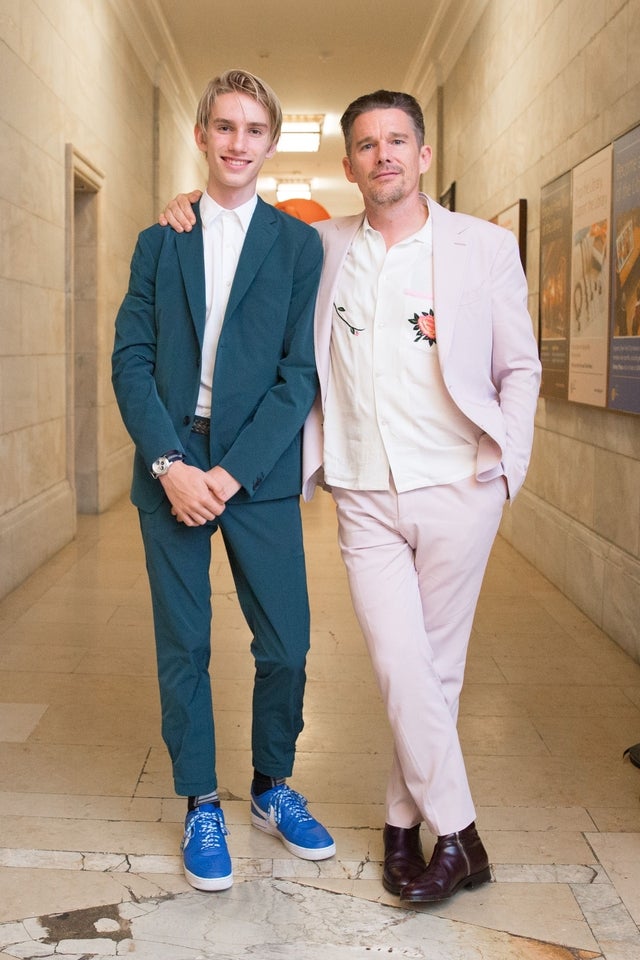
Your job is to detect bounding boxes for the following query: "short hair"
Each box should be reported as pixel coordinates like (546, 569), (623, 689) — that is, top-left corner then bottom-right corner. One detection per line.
(340, 90), (425, 155)
(195, 69), (282, 144)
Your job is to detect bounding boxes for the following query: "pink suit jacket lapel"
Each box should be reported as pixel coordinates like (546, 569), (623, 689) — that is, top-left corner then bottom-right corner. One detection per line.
(428, 197), (473, 369)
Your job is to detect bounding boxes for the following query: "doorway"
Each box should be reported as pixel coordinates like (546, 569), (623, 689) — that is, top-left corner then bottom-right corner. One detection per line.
(65, 146), (104, 513)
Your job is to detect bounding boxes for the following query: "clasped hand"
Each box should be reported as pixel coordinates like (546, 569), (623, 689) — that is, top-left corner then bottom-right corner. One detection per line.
(161, 461), (241, 525)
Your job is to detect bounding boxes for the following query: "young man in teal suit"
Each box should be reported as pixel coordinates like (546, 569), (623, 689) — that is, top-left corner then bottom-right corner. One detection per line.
(112, 69), (334, 893)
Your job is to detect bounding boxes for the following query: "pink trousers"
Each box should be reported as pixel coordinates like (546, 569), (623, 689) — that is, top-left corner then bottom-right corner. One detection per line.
(332, 474), (506, 836)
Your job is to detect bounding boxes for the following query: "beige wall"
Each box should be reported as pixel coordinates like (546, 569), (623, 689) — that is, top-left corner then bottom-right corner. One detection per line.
(0, 0), (202, 597)
(422, 0), (640, 659)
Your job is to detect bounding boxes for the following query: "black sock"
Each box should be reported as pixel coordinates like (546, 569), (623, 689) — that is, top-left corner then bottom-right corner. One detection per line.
(188, 791), (220, 811)
(252, 770), (286, 796)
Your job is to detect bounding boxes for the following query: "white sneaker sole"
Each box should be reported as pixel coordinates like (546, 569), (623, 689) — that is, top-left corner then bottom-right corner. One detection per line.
(183, 866), (233, 891)
(251, 811), (336, 860)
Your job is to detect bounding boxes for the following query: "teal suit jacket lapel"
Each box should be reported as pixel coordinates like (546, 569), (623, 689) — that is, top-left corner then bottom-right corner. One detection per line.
(176, 209), (206, 346)
(226, 198), (278, 319)
(174, 198), (278, 344)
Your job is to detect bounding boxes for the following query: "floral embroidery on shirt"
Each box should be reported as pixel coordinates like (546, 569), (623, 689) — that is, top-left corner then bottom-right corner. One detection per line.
(408, 309), (436, 345)
(333, 303), (365, 336)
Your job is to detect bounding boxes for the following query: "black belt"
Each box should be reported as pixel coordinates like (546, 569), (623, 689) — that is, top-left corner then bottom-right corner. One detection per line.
(191, 416), (210, 436)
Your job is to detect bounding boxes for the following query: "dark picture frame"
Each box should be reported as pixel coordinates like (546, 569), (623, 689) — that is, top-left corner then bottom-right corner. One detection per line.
(439, 181), (456, 211)
(491, 198), (527, 273)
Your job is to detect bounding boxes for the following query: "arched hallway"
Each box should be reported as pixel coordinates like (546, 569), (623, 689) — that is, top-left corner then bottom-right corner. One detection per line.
(0, 491), (638, 958)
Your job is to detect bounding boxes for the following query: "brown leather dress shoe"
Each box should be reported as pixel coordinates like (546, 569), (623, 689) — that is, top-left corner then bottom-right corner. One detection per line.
(382, 823), (427, 895)
(399, 821), (491, 903)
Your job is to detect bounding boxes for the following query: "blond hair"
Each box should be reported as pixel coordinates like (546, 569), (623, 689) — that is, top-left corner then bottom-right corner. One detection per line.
(195, 69), (282, 144)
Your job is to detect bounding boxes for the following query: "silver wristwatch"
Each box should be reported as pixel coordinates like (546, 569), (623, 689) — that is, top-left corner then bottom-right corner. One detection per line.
(150, 450), (184, 479)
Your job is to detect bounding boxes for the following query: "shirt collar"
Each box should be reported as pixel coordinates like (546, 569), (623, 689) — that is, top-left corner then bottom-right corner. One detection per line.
(362, 193), (432, 246)
(199, 190), (257, 232)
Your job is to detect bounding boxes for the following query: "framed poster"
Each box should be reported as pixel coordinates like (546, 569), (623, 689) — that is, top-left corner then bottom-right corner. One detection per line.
(568, 145), (612, 407)
(492, 198), (527, 272)
(608, 123), (640, 413)
(539, 173), (572, 399)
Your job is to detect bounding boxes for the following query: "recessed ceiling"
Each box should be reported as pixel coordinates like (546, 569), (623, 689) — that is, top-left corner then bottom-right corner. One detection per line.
(146, 0), (485, 215)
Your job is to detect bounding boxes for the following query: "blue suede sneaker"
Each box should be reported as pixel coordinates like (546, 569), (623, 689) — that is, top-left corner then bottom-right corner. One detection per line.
(250, 784), (336, 860)
(181, 803), (233, 891)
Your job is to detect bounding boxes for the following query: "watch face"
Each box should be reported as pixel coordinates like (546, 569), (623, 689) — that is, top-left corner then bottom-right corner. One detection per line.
(151, 452), (182, 478)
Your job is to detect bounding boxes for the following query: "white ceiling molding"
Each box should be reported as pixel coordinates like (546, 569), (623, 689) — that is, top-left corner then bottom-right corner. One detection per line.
(403, 0), (491, 106)
(109, 0), (197, 144)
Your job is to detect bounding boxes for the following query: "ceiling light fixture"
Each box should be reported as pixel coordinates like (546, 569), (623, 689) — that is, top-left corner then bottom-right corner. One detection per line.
(278, 115), (324, 153)
(276, 180), (312, 202)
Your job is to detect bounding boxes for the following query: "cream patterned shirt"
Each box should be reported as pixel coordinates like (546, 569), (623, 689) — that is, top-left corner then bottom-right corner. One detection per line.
(323, 212), (481, 492)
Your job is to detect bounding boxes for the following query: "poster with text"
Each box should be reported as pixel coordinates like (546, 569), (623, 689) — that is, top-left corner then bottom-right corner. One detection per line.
(539, 172), (572, 398)
(608, 124), (640, 413)
(568, 145), (612, 406)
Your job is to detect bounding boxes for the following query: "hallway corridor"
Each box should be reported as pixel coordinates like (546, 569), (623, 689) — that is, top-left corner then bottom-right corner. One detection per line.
(0, 491), (638, 959)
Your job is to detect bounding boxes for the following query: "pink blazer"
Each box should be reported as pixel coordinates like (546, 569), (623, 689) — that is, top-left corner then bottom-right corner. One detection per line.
(302, 196), (541, 502)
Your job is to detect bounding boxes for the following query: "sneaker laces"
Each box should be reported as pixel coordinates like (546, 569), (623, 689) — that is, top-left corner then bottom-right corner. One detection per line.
(270, 786), (314, 825)
(183, 808), (229, 852)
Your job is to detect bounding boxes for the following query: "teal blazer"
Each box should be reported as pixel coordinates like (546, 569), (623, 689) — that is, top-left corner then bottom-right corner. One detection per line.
(112, 198), (322, 511)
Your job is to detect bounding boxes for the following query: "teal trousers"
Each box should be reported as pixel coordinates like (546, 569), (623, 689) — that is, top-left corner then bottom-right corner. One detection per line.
(139, 433), (310, 797)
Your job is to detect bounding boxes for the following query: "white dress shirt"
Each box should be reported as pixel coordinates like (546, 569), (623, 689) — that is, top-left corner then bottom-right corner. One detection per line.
(196, 191), (257, 417)
(323, 212), (482, 492)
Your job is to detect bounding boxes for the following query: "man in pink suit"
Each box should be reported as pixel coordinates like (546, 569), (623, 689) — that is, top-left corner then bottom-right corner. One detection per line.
(302, 89), (540, 903)
(162, 87), (541, 904)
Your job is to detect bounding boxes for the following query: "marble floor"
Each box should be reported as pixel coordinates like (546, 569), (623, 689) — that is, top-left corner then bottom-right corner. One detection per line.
(0, 491), (639, 959)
